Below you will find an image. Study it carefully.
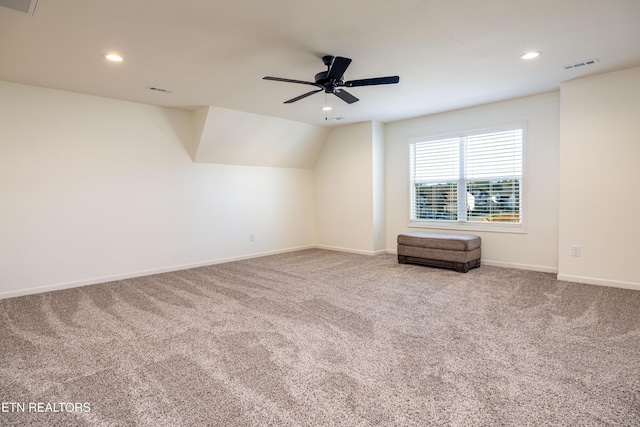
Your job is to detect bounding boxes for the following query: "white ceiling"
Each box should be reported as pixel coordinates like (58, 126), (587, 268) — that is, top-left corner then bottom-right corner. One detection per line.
(1, 0), (640, 127)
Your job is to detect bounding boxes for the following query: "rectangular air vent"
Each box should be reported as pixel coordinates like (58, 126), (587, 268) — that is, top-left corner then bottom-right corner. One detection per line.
(0, 0), (39, 15)
(147, 86), (174, 94)
(563, 58), (599, 70)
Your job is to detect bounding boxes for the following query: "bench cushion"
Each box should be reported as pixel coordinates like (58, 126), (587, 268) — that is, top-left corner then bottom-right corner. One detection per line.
(397, 231), (481, 252)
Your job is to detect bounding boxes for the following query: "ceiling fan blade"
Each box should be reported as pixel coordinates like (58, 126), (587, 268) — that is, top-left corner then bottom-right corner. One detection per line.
(327, 56), (352, 81)
(333, 89), (359, 104)
(284, 89), (323, 104)
(263, 76), (318, 87)
(344, 76), (400, 87)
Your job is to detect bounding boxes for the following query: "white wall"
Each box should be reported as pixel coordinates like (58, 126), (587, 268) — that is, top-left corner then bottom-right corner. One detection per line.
(314, 122), (376, 254)
(372, 121), (386, 253)
(0, 81), (315, 298)
(385, 92), (560, 272)
(558, 66), (640, 289)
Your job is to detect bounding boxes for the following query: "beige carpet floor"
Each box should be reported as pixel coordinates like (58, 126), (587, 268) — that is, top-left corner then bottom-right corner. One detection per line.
(1, 249), (639, 426)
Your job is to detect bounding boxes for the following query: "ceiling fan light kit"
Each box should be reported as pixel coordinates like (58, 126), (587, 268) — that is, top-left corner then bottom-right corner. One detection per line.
(263, 55), (399, 105)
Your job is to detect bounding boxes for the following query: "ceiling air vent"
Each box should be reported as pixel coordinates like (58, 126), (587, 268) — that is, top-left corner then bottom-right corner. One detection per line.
(0, 0), (39, 15)
(563, 58), (599, 70)
(147, 86), (174, 94)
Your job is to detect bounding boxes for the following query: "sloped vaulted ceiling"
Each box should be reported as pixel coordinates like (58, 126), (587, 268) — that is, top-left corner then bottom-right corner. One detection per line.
(193, 106), (330, 169)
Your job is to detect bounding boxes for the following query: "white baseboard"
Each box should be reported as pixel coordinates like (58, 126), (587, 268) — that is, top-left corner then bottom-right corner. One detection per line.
(557, 274), (640, 291)
(385, 250), (558, 274)
(481, 259), (558, 274)
(389, 248), (637, 290)
(0, 245), (314, 300)
(314, 245), (382, 256)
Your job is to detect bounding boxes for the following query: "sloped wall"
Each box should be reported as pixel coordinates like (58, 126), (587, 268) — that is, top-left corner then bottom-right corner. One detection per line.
(194, 106), (329, 168)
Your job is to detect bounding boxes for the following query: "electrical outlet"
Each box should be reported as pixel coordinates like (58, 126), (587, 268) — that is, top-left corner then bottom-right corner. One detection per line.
(571, 245), (581, 257)
(249, 234), (255, 242)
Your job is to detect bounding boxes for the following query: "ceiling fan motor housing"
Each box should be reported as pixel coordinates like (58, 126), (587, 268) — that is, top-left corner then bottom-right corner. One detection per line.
(314, 71), (343, 93)
(316, 56), (345, 93)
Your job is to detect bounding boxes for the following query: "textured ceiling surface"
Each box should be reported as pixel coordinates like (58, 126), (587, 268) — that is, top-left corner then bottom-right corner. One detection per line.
(1, 0), (640, 127)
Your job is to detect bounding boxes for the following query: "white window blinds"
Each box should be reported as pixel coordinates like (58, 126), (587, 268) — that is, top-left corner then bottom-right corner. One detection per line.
(465, 130), (522, 180)
(410, 127), (523, 223)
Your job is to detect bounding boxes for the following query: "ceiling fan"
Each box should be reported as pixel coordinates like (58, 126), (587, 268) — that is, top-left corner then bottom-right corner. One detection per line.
(263, 55), (399, 104)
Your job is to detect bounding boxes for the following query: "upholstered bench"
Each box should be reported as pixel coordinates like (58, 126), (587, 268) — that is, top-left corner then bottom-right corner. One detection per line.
(397, 231), (481, 273)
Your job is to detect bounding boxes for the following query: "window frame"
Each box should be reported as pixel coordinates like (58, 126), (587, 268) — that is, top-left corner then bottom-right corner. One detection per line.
(407, 122), (527, 234)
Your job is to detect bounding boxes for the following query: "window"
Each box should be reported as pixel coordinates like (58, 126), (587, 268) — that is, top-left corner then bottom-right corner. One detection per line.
(410, 127), (523, 225)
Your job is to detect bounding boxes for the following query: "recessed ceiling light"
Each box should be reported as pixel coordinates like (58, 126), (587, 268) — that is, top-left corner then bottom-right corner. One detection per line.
(521, 51), (541, 60)
(322, 106), (332, 111)
(105, 53), (123, 62)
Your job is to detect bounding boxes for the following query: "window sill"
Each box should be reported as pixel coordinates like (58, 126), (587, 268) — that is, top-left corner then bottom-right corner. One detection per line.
(408, 221), (526, 235)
